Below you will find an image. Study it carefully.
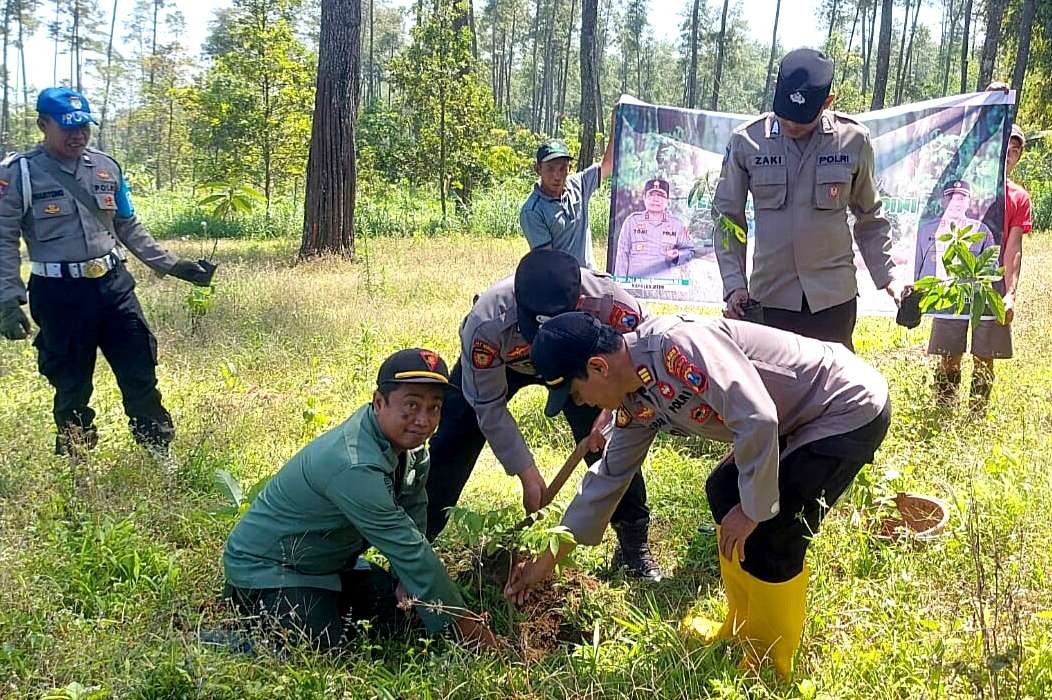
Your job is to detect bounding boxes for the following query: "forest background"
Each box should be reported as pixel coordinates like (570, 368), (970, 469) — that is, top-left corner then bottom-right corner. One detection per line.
(1, 0), (1049, 247)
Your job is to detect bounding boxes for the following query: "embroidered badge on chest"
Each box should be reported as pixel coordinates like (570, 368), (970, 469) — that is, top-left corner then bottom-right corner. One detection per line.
(615, 407), (633, 428)
(44, 203), (61, 214)
(634, 406), (656, 421)
(690, 404), (713, 424)
(608, 302), (640, 333)
(828, 184), (840, 199)
(664, 344), (708, 394)
(657, 381), (675, 400)
(97, 170), (112, 180)
(471, 339), (498, 369)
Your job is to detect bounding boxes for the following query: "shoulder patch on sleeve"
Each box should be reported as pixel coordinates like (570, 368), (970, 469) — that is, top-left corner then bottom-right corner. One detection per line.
(615, 406), (633, 428)
(0, 178), (8, 200)
(471, 338), (499, 369)
(608, 301), (641, 333)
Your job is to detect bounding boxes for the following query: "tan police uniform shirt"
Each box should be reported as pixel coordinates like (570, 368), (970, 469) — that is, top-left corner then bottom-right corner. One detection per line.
(561, 314), (889, 545)
(0, 146), (179, 304)
(711, 111), (894, 312)
(460, 270), (646, 476)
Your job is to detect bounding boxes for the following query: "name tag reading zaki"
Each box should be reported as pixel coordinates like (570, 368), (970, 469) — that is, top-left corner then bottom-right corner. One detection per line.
(753, 155), (784, 167)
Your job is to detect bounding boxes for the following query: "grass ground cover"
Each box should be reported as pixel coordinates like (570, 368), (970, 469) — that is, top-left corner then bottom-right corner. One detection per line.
(1, 234), (1050, 699)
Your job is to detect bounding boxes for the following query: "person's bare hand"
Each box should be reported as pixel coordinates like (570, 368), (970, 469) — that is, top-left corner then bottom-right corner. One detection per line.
(724, 288), (750, 320)
(454, 616), (501, 651)
(587, 409), (612, 452)
(518, 464), (547, 514)
(504, 551), (558, 605)
(718, 504), (758, 562)
(1001, 293), (1015, 326)
(884, 278), (906, 305)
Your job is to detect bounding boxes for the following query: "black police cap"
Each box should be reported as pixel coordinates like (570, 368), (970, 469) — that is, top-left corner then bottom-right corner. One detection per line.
(514, 249), (583, 342)
(529, 312), (605, 417)
(377, 348), (452, 389)
(644, 178), (670, 197)
(773, 48), (834, 125)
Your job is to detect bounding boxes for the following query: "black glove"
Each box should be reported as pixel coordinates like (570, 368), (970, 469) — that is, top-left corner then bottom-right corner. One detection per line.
(169, 258), (218, 287)
(896, 288), (923, 329)
(0, 301), (31, 340)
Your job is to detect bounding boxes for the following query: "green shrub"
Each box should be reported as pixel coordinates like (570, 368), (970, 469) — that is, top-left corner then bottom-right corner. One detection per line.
(41, 516), (181, 618)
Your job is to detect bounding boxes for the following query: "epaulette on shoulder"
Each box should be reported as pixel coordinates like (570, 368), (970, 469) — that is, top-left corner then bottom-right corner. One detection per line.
(831, 111), (863, 126)
(0, 151), (24, 168)
(85, 146), (120, 168)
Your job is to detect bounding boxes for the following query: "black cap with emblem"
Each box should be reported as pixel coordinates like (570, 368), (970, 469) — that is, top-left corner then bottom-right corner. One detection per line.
(514, 249), (583, 342)
(376, 348), (453, 389)
(773, 48), (834, 125)
(529, 311), (606, 417)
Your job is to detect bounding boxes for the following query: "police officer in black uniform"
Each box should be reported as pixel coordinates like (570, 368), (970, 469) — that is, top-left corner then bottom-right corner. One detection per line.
(0, 87), (216, 456)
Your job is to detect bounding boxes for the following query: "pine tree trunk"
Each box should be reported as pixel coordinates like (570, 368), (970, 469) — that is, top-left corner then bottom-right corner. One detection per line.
(686, 0), (698, 108)
(711, 0), (730, 110)
(556, 0), (575, 134)
(940, 0), (957, 96)
(870, 0), (893, 109)
(959, 0), (972, 93)
(827, 0), (839, 40)
(1010, 0), (1036, 119)
(897, 0), (920, 104)
(861, 0), (869, 93)
(893, 0), (912, 105)
(976, 0), (1005, 90)
(98, 0), (118, 151)
(300, 0), (361, 259)
(578, 0), (597, 166)
(529, 0), (540, 131)
(841, 1), (860, 84)
(2, 0), (11, 150)
(368, 0), (374, 103)
(18, 0), (29, 140)
(763, 0), (782, 110)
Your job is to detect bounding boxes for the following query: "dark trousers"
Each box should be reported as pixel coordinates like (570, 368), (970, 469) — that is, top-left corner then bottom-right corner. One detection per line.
(705, 401), (891, 583)
(27, 265), (174, 446)
(426, 359), (650, 540)
(226, 563), (405, 650)
(762, 295), (858, 351)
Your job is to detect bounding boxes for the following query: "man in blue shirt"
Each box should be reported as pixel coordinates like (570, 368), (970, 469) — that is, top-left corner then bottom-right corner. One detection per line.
(518, 131), (614, 269)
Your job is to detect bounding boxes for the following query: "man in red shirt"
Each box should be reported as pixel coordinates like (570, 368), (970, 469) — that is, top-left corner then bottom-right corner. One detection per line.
(928, 123), (1033, 409)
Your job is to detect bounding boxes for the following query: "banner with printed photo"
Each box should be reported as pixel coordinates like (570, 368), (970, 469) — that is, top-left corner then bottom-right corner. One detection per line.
(606, 92), (1014, 315)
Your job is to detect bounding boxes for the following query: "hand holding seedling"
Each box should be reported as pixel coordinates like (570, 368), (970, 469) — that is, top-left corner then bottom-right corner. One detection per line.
(718, 504), (757, 561)
(504, 546), (563, 605)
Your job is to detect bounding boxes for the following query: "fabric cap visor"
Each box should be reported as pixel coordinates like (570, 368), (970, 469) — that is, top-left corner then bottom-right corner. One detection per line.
(376, 348), (455, 391)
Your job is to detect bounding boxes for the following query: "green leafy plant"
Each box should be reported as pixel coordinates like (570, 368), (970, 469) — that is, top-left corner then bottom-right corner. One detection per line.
(197, 181), (267, 221)
(213, 469), (271, 518)
(41, 682), (108, 700)
(912, 223), (1006, 329)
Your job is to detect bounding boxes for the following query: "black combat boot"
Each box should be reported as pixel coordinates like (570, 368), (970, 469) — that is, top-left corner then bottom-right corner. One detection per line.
(969, 363), (994, 414)
(130, 414), (176, 459)
(611, 517), (664, 581)
(55, 424), (98, 457)
(933, 368), (961, 407)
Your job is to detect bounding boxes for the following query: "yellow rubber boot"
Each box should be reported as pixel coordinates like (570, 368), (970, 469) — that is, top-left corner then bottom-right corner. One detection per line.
(739, 565), (809, 679)
(679, 528), (750, 644)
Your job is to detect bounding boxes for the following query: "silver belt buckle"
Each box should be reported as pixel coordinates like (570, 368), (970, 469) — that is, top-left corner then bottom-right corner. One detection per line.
(83, 258), (108, 279)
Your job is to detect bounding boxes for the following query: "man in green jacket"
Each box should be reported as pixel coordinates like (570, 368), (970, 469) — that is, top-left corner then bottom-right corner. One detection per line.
(223, 348), (498, 650)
